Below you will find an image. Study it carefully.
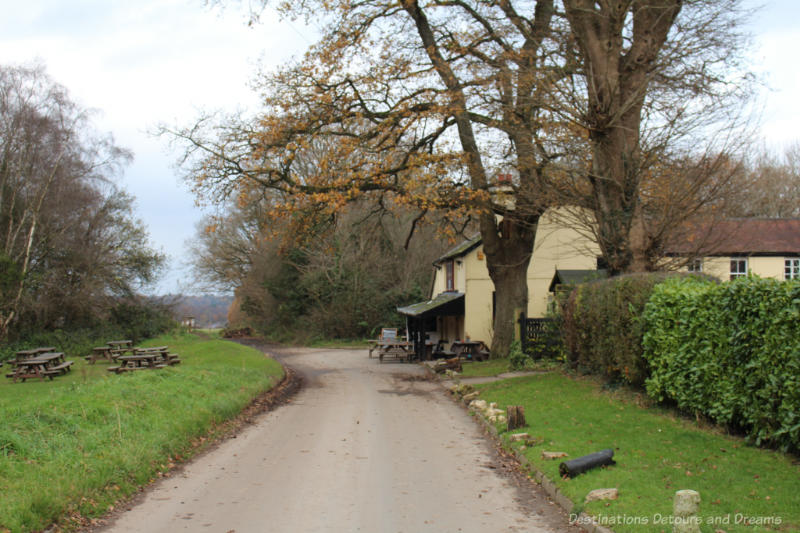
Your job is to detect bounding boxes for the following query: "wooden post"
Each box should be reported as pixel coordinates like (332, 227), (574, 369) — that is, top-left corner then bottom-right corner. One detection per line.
(517, 310), (527, 352)
(673, 490), (701, 533)
(507, 405), (526, 431)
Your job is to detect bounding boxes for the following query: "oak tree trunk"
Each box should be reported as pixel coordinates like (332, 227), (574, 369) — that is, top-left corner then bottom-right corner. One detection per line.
(482, 215), (539, 359)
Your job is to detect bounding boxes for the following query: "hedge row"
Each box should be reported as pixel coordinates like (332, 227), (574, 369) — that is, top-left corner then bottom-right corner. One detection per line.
(560, 272), (685, 387)
(643, 276), (800, 451)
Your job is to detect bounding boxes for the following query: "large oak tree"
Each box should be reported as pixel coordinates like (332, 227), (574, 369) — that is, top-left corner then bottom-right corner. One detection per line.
(170, 0), (576, 357)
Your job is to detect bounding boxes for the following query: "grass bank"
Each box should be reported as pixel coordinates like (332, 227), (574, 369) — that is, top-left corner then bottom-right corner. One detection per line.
(0, 332), (284, 532)
(475, 373), (800, 532)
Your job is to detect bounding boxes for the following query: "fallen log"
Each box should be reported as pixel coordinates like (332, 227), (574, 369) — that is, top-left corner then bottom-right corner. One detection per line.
(559, 448), (616, 478)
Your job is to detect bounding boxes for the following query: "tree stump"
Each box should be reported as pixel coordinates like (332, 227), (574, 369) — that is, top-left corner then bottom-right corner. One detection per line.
(507, 405), (526, 431)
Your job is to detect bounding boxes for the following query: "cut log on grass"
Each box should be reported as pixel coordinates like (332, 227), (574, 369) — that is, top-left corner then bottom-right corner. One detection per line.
(542, 451), (568, 460)
(559, 448), (616, 478)
(507, 405), (526, 431)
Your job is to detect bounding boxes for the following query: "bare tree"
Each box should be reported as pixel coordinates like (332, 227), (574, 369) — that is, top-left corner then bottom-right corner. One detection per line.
(560, 0), (754, 274)
(0, 63), (163, 337)
(726, 142), (800, 218)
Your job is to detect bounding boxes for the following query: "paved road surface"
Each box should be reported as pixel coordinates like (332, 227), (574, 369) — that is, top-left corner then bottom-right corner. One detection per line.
(100, 347), (574, 533)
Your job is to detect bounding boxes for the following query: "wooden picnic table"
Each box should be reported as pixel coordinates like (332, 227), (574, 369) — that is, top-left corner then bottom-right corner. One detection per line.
(108, 353), (165, 374)
(450, 340), (490, 362)
(107, 340), (134, 357)
(133, 346), (181, 365)
(86, 346), (114, 364)
(6, 352), (73, 382)
(12, 347), (57, 363)
(108, 346), (180, 373)
(377, 340), (415, 363)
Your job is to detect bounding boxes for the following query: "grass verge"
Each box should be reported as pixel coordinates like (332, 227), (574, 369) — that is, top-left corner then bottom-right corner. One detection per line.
(474, 373), (800, 532)
(459, 357), (562, 378)
(0, 332), (284, 532)
(460, 358), (511, 378)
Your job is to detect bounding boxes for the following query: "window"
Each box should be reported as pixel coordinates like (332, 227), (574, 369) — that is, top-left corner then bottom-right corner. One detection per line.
(445, 260), (455, 291)
(730, 258), (748, 280)
(786, 258), (800, 280)
(687, 259), (703, 273)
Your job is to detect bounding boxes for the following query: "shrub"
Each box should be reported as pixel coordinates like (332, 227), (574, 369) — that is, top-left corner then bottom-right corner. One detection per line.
(643, 276), (800, 451)
(560, 272), (686, 386)
(508, 340), (531, 370)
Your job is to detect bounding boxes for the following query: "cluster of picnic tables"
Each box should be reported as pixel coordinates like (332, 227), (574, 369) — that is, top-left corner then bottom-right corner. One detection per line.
(368, 328), (489, 363)
(3, 340), (181, 383)
(85, 340), (181, 373)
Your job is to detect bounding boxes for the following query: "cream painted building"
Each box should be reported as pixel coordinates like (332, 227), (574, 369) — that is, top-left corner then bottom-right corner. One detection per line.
(398, 208), (601, 351)
(398, 215), (800, 356)
(673, 219), (800, 282)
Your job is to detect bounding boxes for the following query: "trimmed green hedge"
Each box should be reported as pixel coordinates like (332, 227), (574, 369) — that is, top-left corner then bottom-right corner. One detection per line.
(643, 276), (800, 451)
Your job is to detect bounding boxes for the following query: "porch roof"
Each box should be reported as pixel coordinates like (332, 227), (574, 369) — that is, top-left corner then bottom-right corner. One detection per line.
(396, 291), (465, 318)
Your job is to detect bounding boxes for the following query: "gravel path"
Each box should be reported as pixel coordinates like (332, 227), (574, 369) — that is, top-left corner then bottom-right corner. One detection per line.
(98, 346), (576, 533)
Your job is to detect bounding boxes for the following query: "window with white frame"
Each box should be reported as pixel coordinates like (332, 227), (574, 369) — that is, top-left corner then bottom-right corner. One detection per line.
(786, 258), (800, 280)
(730, 258), (748, 280)
(687, 258), (703, 273)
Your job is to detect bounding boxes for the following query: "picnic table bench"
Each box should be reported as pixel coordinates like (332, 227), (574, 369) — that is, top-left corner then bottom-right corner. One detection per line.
(107, 345), (180, 373)
(86, 346), (114, 364)
(5, 352), (73, 382)
(108, 353), (166, 373)
(377, 340), (415, 363)
(368, 328), (399, 358)
(106, 340), (134, 358)
(450, 340), (490, 362)
(11, 347), (57, 364)
(133, 346), (181, 365)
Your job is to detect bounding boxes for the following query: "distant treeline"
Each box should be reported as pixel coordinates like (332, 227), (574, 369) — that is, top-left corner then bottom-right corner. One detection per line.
(173, 294), (233, 328)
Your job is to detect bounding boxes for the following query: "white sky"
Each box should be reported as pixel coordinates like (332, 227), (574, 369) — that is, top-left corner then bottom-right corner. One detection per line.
(0, 0), (797, 295)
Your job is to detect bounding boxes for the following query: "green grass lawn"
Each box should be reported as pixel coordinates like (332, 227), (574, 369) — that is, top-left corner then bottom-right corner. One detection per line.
(459, 357), (562, 378)
(460, 357), (511, 378)
(475, 373), (800, 532)
(0, 332), (284, 532)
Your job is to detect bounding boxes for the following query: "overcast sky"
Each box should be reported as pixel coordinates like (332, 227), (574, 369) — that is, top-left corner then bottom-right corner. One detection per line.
(1, 0), (797, 295)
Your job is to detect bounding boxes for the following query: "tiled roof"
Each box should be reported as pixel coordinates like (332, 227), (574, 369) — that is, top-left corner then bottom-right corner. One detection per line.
(667, 219), (800, 256)
(435, 235), (481, 264)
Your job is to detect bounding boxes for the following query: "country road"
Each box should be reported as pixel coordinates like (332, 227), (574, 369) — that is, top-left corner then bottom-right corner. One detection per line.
(99, 346), (576, 533)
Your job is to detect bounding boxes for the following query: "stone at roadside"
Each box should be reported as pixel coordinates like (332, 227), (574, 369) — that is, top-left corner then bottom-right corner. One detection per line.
(585, 488), (618, 503)
(509, 433), (529, 442)
(542, 451), (568, 460)
(673, 489), (702, 533)
(469, 399), (488, 411)
(462, 391), (480, 403)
